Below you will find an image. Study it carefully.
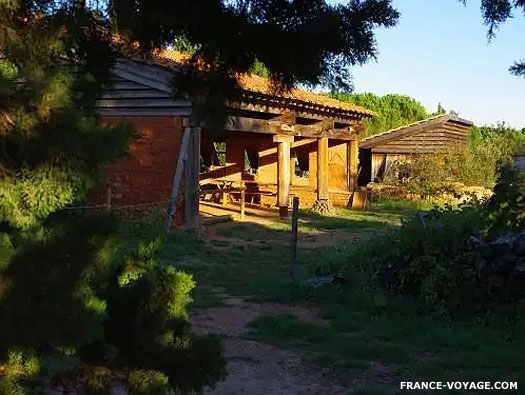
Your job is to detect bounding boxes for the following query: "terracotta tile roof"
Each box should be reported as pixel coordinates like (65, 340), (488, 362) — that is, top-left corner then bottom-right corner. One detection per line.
(151, 49), (375, 117)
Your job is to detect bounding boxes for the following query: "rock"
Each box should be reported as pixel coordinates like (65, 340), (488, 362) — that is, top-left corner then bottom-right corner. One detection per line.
(305, 274), (346, 288)
(312, 199), (335, 216)
(468, 236), (482, 246)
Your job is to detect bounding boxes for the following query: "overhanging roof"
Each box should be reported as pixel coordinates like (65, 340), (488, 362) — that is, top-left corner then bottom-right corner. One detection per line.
(134, 50), (375, 124)
(359, 114), (473, 154)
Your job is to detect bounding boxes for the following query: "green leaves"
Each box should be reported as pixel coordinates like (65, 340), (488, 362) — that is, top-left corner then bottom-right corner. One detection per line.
(330, 93), (429, 138)
(0, 213), (225, 392)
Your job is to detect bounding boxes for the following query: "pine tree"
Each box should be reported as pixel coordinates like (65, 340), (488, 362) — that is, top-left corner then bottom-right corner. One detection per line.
(1, 1), (401, 392)
(330, 92), (429, 138)
(0, 1), (134, 230)
(469, 0), (525, 78)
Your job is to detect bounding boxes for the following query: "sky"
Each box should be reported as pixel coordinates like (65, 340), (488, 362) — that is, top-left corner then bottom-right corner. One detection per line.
(329, 0), (525, 128)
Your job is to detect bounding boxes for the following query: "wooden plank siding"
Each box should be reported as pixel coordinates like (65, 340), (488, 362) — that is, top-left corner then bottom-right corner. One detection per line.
(360, 114), (473, 154)
(98, 58), (192, 118)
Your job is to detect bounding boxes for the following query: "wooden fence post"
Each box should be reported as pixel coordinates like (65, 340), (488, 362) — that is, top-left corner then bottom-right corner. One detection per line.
(240, 181), (246, 220)
(290, 196), (299, 282)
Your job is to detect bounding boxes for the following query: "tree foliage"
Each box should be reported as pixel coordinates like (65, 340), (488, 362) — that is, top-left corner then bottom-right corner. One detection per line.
(112, 0), (399, 126)
(0, 213), (226, 393)
(0, 2), (135, 230)
(0, 1), (233, 392)
(329, 92), (429, 138)
(464, 0), (525, 78)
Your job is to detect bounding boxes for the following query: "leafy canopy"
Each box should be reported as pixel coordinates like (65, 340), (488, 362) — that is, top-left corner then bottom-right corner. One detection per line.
(112, 0), (399, 88)
(0, 1), (134, 230)
(329, 92), (429, 138)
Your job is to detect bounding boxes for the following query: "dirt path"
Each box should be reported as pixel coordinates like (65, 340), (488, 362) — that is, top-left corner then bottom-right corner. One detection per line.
(191, 291), (348, 395)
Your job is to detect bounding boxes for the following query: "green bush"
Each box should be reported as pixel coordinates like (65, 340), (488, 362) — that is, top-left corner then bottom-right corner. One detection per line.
(318, 165), (525, 317)
(483, 164), (525, 237)
(369, 206), (485, 315)
(0, 212), (225, 393)
(0, 378), (26, 395)
(128, 369), (169, 395)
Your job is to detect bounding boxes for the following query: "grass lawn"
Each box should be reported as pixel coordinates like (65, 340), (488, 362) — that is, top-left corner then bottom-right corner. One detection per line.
(155, 206), (525, 394)
(214, 207), (404, 241)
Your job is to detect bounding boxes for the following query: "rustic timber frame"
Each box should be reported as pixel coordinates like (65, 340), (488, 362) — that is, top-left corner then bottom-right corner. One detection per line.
(358, 114), (473, 185)
(96, 56), (374, 226)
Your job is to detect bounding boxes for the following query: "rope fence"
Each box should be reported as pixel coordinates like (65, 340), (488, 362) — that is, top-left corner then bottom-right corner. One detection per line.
(62, 199), (173, 211)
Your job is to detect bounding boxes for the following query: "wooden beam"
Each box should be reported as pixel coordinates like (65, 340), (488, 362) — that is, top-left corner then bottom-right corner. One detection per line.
(268, 111), (296, 126)
(101, 90), (173, 99)
(99, 108), (192, 117)
(96, 98), (191, 108)
(223, 115), (357, 139)
(166, 125), (191, 231)
(273, 135), (294, 143)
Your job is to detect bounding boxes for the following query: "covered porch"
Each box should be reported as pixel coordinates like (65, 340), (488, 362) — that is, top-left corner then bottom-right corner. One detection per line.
(198, 127), (360, 218)
(182, 100), (370, 226)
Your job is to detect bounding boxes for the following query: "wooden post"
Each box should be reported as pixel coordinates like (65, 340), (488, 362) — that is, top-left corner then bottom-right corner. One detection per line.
(348, 139), (359, 192)
(317, 137), (329, 200)
(290, 196), (299, 282)
(240, 181), (246, 220)
(274, 135), (293, 218)
(184, 126), (201, 229)
(312, 136), (334, 214)
(166, 125), (191, 231)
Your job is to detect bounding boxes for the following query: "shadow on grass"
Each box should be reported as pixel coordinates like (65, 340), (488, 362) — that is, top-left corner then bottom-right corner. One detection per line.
(245, 285), (525, 393)
(157, 212), (525, 394)
(213, 207), (405, 242)
(159, 228), (309, 300)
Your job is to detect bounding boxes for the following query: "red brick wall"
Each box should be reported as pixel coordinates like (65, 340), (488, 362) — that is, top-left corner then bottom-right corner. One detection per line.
(89, 117), (185, 224)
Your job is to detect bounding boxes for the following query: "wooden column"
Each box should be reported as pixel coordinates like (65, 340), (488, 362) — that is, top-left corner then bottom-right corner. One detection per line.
(184, 126), (201, 229)
(312, 136), (334, 215)
(317, 137), (329, 200)
(274, 135), (293, 218)
(348, 139), (359, 191)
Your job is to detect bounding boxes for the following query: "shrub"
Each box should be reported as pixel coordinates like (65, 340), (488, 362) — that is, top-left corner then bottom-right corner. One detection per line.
(128, 369), (169, 395)
(369, 206), (485, 315)
(318, 165), (525, 317)
(0, 378), (25, 395)
(483, 164), (525, 237)
(0, 212), (225, 393)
